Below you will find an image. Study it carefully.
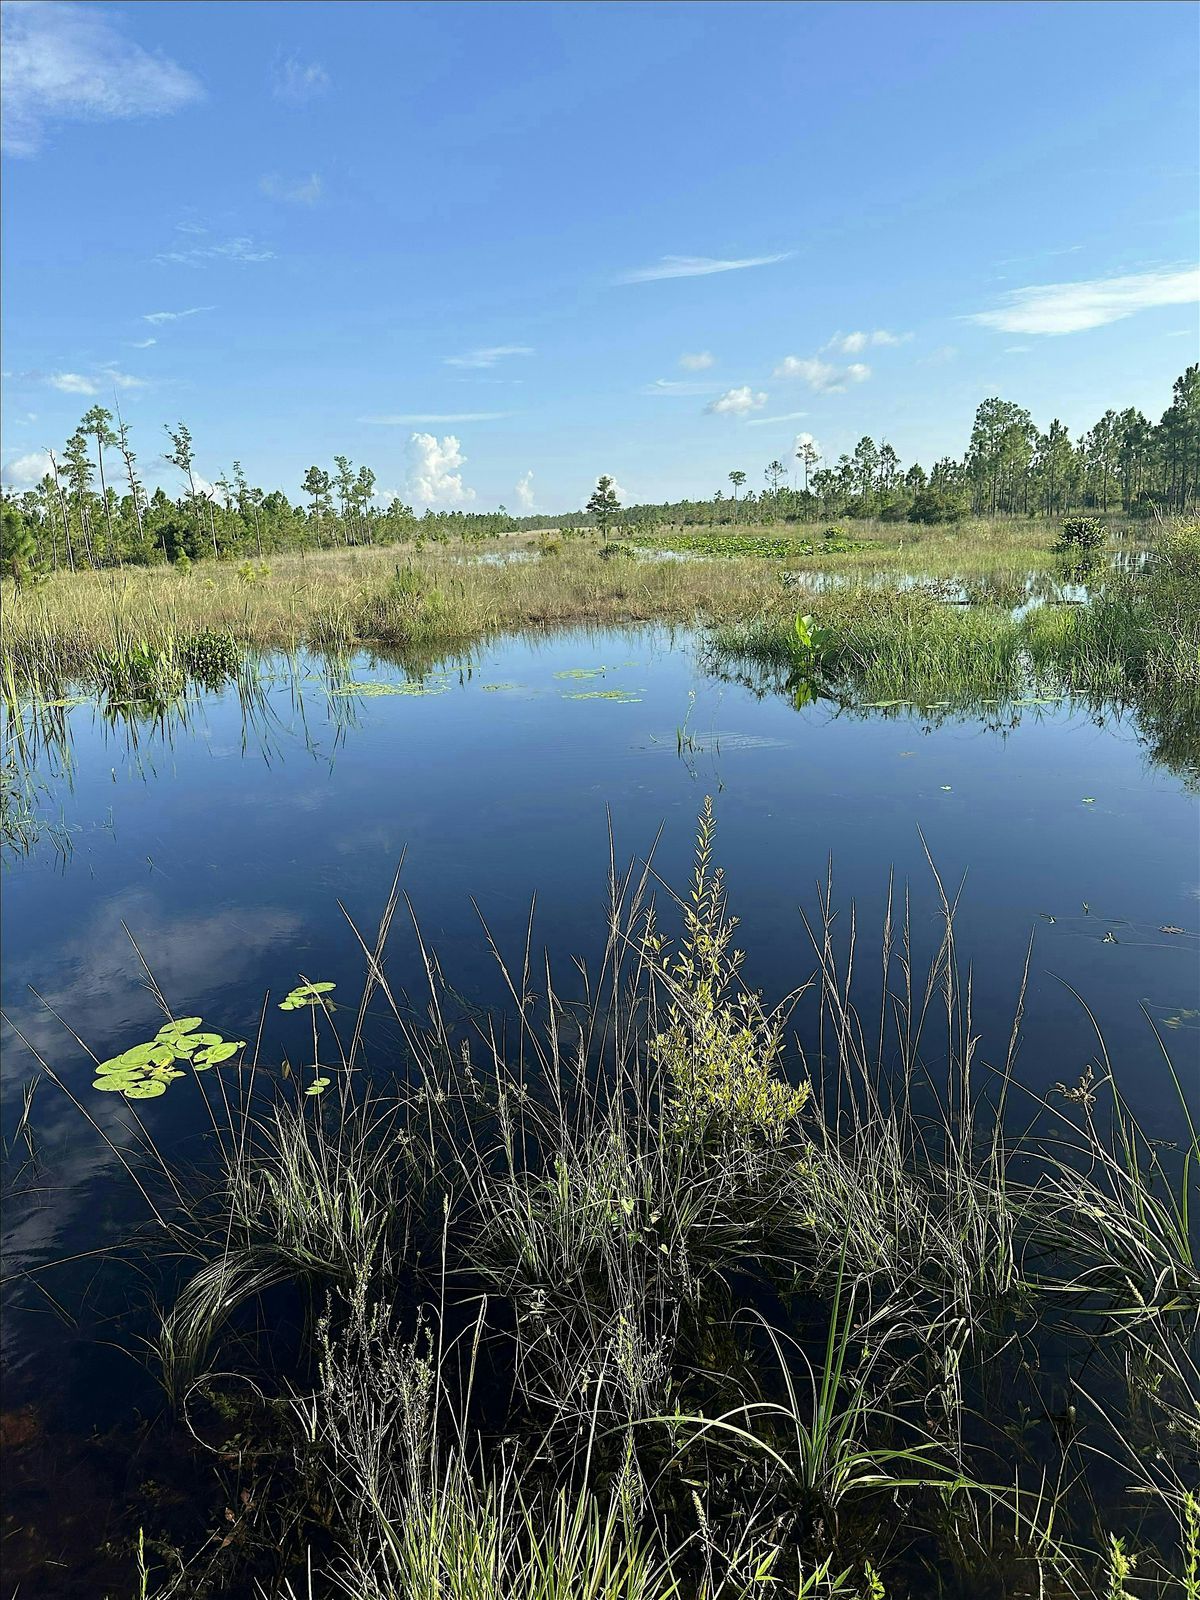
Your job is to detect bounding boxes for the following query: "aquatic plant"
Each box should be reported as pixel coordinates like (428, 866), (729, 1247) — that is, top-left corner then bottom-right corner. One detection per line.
(92, 1016), (246, 1099)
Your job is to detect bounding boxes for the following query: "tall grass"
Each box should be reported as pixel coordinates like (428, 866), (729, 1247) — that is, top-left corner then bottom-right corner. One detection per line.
(31, 805), (1196, 1597)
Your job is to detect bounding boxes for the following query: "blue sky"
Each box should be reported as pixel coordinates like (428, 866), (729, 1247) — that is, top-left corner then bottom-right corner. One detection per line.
(2, 0), (1197, 512)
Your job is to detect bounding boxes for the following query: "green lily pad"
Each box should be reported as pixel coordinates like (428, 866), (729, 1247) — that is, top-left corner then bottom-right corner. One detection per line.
(157, 1017), (203, 1038)
(305, 1077), (331, 1096)
(93, 1074), (138, 1091)
(124, 1080), (168, 1099)
(194, 1040), (241, 1067)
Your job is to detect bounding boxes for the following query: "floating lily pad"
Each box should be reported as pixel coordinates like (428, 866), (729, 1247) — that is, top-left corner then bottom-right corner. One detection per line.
(562, 689), (643, 703)
(194, 1041), (241, 1067)
(158, 1017), (203, 1037)
(329, 680), (447, 697)
(123, 1080), (168, 1100)
(305, 1077), (331, 1096)
(554, 668), (608, 680)
(93, 1074), (139, 1091)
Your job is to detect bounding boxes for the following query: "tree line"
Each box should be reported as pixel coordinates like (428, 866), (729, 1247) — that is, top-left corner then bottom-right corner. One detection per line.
(2, 367), (1195, 578)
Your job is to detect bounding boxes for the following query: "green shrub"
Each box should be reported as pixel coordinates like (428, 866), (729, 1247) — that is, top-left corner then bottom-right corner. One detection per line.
(1060, 515), (1106, 552)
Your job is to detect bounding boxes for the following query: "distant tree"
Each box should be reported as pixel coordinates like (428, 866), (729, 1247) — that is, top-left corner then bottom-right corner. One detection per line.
(586, 474), (621, 543)
(113, 405), (148, 551)
(302, 466), (333, 541)
(795, 440), (820, 496)
(63, 428), (97, 566)
(165, 422), (212, 556)
(765, 460), (786, 505)
(45, 447), (76, 572)
(728, 469), (746, 506)
(80, 406), (119, 554)
(1, 496), (36, 586)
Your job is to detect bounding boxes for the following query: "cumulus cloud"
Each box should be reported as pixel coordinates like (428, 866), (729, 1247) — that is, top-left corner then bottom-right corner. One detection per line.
(2, 449), (53, 487)
(773, 355), (870, 393)
(1, 0), (202, 156)
(99, 366), (149, 390)
(793, 431), (821, 457)
(618, 253), (792, 284)
(272, 53), (330, 104)
(706, 386), (768, 416)
(259, 171), (322, 205)
(445, 345), (533, 369)
(679, 351), (714, 370)
(406, 433), (475, 506)
(154, 236), (274, 267)
(826, 329), (908, 354)
(143, 305), (214, 324)
(514, 470), (535, 512)
(967, 267), (1199, 335)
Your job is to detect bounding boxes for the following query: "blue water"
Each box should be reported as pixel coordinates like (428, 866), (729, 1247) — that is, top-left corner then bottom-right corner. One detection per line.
(1, 625), (1198, 1589)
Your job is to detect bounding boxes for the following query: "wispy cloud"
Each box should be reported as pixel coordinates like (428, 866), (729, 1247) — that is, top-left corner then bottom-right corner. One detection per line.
(2, 0), (202, 156)
(826, 329), (909, 354)
(130, 337), (157, 349)
(640, 378), (725, 397)
(705, 386), (767, 416)
(363, 411), (513, 425)
(445, 345), (533, 369)
(272, 53), (330, 105)
(618, 252), (791, 285)
(747, 409), (810, 426)
(918, 344), (958, 366)
(47, 372), (98, 395)
(45, 365), (150, 396)
(679, 351), (715, 370)
(967, 267), (1200, 335)
(514, 470), (535, 512)
(260, 171), (323, 205)
(774, 355), (870, 393)
(143, 306), (214, 324)
(407, 433), (475, 506)
(154, 236), (275, 267)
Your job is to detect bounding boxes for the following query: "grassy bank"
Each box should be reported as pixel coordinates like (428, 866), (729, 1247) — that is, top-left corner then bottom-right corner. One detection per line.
(0, 516), (1144, 702)
(28, 807), (1199, 1597)
(713, 522), (1200, 720)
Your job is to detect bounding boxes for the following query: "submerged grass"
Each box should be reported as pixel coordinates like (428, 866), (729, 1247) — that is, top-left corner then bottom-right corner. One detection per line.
(16, 804), (1197, 1597)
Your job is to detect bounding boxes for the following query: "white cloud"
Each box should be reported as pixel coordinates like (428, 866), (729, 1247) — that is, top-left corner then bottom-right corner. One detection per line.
(48, 372), (98, 395)
(705, 386), (767, 416)
(406, 433), (475, 506)
(259, 171), (322, 205)
(746, 409), (810, 426)
(773, 355), (870, 393)
(826, 329), (908, 354)
(640, 378), (724, 397)
(272, 53), (330, 105)
(130, 337), (157, 349)
(967, 267), (1200, 335)
(1, 0), (202, 156)
(514, 470), (535, 512)
(618, 252), (792, 285)
(445, 345), (533, 369)
(2, 449), (53, 487)
(143, 305), (214, 324)
(154, 236), (274, 267)
(99, 366), (149, 391)
(679, 351), (714, 370)
(363, 411), (512, 424)
(793, 432), (821, 455)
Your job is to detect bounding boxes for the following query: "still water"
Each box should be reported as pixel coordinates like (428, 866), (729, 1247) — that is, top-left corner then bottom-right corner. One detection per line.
(2, 624), (1198, 1588)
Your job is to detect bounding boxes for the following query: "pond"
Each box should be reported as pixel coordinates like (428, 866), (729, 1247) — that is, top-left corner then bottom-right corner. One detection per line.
(2, 623), (1198, 1592)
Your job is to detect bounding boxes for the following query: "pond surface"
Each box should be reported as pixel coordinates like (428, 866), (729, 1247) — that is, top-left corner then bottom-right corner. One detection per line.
(2, 623), (1198, 1589)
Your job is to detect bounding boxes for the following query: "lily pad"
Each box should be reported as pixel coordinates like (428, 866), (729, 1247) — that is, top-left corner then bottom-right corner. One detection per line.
(93, 1074), (138, 1091)
(157, 1017), (203, 1037)
(124, 1080), (168, 1100)
(194, 1040), (241, 1067)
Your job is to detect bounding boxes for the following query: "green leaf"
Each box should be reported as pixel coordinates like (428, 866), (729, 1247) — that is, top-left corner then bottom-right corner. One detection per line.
(123, 1080), (168, 1099)
(194, 1040), (240, 1067)
(305, 1077), (331, 1096)
(157, 1017), (202, 1037)
(93, 1075), (137, 1091)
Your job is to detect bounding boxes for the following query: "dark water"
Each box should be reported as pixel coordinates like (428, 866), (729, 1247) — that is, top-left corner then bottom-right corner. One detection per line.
(2, 624), (1198, 1588)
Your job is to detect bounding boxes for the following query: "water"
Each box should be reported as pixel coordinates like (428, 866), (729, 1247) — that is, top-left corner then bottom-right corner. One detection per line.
(2, 623), (1198, 1590)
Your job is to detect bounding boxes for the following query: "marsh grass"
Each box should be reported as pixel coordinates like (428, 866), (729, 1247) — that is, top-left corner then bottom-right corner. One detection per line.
(0, 517), (1149, 709)
(20, 805), (1197, 1598)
